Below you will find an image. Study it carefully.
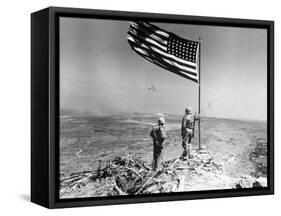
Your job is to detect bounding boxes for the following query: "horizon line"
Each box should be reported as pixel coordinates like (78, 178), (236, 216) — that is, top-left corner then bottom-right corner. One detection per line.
(60, 109), (266, 123)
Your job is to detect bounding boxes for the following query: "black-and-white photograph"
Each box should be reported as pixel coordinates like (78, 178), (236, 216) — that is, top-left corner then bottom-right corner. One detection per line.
(59, 17), (267, 199)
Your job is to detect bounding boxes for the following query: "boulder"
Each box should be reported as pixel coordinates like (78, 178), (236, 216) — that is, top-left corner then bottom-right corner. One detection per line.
(253, 177), (267, 187)
(235, 175), (254, 188)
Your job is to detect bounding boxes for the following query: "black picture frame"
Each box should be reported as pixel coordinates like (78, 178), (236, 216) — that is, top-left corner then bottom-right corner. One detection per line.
(31, 6), (274, 209)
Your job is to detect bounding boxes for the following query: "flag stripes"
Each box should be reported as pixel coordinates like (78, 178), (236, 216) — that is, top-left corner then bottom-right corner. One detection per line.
(127, 33), (197, 74)
(127, 21), (199, 82)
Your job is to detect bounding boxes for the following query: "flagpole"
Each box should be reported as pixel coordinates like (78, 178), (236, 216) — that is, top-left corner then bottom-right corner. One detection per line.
(198, 38), (201, 150)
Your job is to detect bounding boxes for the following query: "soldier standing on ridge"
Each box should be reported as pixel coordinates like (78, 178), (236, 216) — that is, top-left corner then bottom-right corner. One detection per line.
(150, 117), (167, 171)
(181, 107), (196, 159)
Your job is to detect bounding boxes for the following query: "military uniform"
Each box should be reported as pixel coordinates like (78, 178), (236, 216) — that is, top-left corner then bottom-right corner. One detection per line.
(181, 113), (195, 157)
(150, 124), (166, 171)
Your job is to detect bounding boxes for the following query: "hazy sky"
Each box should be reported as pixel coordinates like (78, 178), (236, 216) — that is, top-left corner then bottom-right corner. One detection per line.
(60, 17), (267, 121)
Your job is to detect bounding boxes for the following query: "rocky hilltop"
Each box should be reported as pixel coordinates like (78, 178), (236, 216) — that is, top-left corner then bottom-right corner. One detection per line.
(60, 146), (266, 198)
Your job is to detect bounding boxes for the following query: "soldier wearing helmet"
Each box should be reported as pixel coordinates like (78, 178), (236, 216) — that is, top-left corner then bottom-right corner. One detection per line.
(150, 116), (167, 171)
(181, 107), (195, 159)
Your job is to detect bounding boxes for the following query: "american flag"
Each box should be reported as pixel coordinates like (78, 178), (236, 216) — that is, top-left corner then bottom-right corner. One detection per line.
(127, 21), (199, 83)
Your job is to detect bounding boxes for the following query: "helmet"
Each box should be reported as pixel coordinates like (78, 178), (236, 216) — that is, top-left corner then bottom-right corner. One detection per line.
(158, 117), (165, 125)
(185, 107), (192, 114)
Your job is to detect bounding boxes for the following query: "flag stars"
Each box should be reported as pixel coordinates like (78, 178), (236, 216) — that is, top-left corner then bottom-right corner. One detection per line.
(168, 37), (198, 62)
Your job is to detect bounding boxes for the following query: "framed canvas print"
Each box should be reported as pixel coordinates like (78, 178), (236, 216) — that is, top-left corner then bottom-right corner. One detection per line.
(31, 7), (274, 208)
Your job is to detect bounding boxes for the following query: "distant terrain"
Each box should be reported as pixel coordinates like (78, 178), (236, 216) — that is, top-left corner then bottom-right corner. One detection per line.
(59, 113), (267, 198)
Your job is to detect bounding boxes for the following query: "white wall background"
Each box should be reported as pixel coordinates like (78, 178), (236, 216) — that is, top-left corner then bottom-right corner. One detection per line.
(0, 0), (279, 214)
